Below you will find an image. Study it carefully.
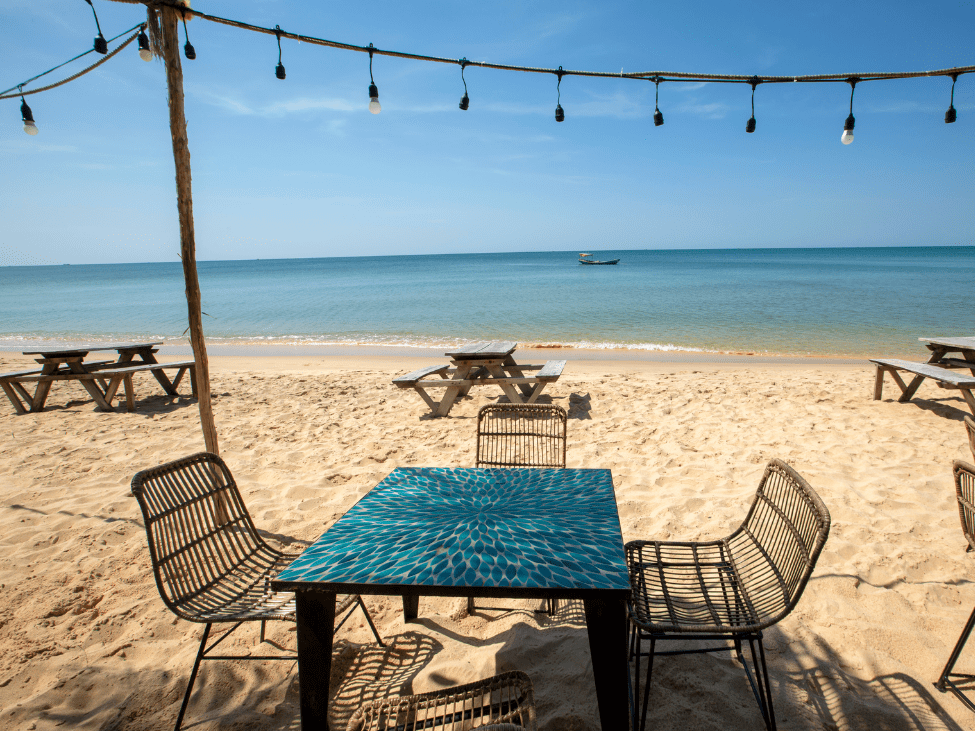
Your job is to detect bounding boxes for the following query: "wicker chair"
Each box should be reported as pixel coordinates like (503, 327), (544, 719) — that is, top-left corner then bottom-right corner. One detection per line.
(471, 403), (566, 615)
(346, 671), (537, 731)
(936, 460), (975, 710)
(966, 416), (975, 461)
(626, 459), (831, 731)
(131, 452), (383, 731)
(475, 403), (567, 469)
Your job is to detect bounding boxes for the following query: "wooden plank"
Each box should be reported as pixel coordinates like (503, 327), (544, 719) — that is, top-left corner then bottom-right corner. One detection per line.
(392, 364), (450, 386)
(919, 337), (975, 350)
(870, 359), (975, 387)
(537, 360), (567, 380)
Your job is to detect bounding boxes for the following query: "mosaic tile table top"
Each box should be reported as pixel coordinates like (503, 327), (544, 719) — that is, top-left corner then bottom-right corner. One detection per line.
(274, 467), (629, 596)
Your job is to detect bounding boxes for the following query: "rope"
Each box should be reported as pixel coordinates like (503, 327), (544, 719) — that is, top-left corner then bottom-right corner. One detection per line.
(0, 27), (143, 100)
(129, 0), (973, 87)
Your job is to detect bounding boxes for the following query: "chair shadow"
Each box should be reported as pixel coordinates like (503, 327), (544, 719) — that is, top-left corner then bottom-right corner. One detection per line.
(326, 631), (443, 731)
(568, 392), (592, 420)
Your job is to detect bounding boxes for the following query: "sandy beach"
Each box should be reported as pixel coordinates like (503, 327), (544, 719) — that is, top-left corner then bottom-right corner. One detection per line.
(1, 349), (974, 731)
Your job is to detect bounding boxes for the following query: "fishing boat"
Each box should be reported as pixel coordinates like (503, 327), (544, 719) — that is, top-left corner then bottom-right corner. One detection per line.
(578, 252), (620, 265)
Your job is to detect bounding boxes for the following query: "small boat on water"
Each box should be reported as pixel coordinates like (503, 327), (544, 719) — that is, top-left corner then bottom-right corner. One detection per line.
(579, 252), (620, 265)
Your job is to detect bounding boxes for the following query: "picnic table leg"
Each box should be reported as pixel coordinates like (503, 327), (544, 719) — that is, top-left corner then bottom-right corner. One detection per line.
(873, 366), (885, 400)
(899, 374), (926, 403)
(435, 363), (474, 417)
(483, 363), (525, 404)
(65, 362), (114, 411)
(525, 381), (550, 404)
(502, 355), (534, 398)
(962, 389), (975, 415)
(30, 363), (60, 412)
(136, 353), (180, 396)
(0, 381), (27, 415)
(124, 375), (135, 412)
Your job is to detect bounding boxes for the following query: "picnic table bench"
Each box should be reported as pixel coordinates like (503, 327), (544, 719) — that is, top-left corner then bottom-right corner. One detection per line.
(871, 358), (975, 415)
(393, 341), (566, 416)
(0, 342), (196, 414)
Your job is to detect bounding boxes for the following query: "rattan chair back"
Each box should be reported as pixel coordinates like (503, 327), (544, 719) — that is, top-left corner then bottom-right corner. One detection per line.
(954, 460), (975, 552)
(476, 403), (567, 469)
(965, 416), (975, 462)
(727, 458), (831, 628)
(131, 451), (293, 623)
(346, 670), (537, 731)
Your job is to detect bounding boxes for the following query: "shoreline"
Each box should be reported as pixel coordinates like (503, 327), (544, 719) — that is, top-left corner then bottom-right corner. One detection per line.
(0, 342), (876, 366)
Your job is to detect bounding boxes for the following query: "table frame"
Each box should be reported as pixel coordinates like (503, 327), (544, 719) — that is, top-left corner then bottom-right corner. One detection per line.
(920, 336), (975, 376)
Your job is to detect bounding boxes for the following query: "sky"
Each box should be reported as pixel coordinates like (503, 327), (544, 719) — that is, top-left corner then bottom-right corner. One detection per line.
(0, 0), (973, 265)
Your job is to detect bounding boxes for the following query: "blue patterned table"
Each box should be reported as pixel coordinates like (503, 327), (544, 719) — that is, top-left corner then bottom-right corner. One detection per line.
(272, 466), (631, 730)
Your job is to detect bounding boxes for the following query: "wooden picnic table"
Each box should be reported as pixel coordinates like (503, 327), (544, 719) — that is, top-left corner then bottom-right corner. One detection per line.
(393, 341), (566, 417)
(0, 342), (196, 414)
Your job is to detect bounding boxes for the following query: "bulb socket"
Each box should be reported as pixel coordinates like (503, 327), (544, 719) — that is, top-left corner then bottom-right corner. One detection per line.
(369, 83), (379, 100)
(20, 99), (34, 124)
(555, 104), (564, 122)
(653, 109), (664, 127)
(184, 41), (196, 60)
(459, 93), (469, 111)
(843, 113), (855, 132)
(94, 34), (108, 54)
(746, 116), (756, 134)
(138, 30), (150, 52)
(945, 106), (957, 124)
(276, 62), (286, 80)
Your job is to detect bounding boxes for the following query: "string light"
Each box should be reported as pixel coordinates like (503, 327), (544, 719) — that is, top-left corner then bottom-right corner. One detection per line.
(20, 90), (37, 136)
(555, 67), (565, 122)
(653, 77), (664, 126)
(138, 29), (152, 62)
(368, 44), (381, 114)
(842, 77), (858, 145)
(459, 58), (470, 111)
(274, 25), (286, 79)
(182, 8), (196, 60)
(746, 76), (760, 133)
(945, 73), (958, 123)
(84, 0), (108, 55)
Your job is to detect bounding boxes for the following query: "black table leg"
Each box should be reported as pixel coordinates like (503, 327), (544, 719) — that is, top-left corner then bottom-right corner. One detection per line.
(584, 594), (630, 731)
(296, 589), (336, 730)
(402, 594), (419, 621)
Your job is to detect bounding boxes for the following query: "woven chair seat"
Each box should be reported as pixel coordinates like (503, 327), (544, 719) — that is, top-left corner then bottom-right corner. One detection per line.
(347, 670), (537, 731)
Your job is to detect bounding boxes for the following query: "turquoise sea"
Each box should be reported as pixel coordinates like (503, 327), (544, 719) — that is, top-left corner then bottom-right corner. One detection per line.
(0, 247), (971, 357)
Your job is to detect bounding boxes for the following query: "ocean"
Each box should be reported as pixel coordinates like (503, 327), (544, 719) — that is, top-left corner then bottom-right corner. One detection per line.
(0, 247), (971, 357)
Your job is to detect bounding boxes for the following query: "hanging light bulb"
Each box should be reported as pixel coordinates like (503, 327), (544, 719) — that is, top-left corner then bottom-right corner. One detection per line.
(84, 1), (108, 54)
(274, 26), (286, 79)
(458, 59), (470, 110)
(367, 44), (381, 113)
(138, 28), (152, 62)
(841, 77), (858, 145)
(745, 77), (760, 133)
(945, 73), (958, 123)
(182, 9), (196, 60)
(555, 67), (565, 122)
(20, 95), (38, 136)
(653, 77), (664, 126)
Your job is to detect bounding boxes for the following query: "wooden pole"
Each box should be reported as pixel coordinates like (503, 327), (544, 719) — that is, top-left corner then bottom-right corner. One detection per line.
(159, 6), (219, 455)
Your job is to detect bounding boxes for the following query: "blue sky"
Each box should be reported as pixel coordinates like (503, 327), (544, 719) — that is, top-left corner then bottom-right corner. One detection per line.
(1, 0), (973, 265)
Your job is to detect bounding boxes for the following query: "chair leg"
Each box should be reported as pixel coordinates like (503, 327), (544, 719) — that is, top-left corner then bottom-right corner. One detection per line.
(738, 634), (776, 731)
(938, 605), (975, 692)
(357, 596), (385, 647)
(638, 637), (655, 731)
(174, 623), (212, 731)
(260, 619), (266, 643)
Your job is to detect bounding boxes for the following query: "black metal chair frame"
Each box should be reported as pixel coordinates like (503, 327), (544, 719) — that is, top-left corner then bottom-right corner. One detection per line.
(936, 459), (975, 711)
(470, 403), (567, 617)
(626, 459), (831, 731)
(132, 452), (384, 731)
